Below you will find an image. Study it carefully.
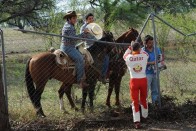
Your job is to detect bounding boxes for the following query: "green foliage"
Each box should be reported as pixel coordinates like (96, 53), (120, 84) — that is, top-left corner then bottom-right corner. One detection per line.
(132, 0), (196, 14)
(0, 0), (55, 29)
(89, 0), (147, 31)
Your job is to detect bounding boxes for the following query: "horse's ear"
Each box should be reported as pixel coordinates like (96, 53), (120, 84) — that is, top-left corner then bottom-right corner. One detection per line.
(109, 32), (113, 37)
(129, 27), (134, 31)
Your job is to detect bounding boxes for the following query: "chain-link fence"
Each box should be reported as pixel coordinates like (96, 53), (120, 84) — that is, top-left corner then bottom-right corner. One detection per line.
(1, 15), (196, 130)
(1, 27), (134, 130)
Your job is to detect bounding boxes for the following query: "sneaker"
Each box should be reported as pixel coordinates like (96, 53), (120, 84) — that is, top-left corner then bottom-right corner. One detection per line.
(134, 122), (141, 129)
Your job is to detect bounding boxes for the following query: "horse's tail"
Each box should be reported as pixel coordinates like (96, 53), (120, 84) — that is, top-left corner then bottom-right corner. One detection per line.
(25, 58), (36, 105)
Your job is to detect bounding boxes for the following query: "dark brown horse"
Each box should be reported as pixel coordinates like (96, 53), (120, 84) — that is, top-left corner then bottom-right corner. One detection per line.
(25, 32), (113, 117)
(80, 31), (114, 112)
(106, 28), (140, 107)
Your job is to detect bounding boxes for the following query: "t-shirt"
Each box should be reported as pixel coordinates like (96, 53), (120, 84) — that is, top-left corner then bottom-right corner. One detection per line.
(124, 47), (149, 78)
(142, 47), (161, 74)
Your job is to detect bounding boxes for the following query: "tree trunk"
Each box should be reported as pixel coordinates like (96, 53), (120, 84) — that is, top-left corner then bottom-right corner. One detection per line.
(0, 67), (10, 130)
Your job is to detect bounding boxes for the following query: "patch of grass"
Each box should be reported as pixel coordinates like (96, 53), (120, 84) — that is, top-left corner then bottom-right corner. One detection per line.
(159, 61), (196, 103)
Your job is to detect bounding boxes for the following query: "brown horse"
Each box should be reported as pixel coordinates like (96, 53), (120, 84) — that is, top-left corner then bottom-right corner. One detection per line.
(106, 28), (140, 107)
(25, 32), (113, 117)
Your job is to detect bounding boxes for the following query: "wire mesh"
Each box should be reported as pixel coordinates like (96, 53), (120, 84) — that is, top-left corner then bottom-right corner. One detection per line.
(1, 25), (196, 130)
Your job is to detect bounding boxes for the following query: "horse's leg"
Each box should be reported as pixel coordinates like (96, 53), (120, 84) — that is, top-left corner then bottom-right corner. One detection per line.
(64, 84), (78, 111)
(88, 82), (96, 112)
(106, 78), (114, 107)
(115, 76), (122, 107)
(58, 83), (66, 111)
(34, 81), (47, 117)
(81, 87), (88, 112)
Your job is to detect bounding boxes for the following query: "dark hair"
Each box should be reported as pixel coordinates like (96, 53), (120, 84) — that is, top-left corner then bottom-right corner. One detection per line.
(144, 35), (153, 44)
(66, 16), (75, 21)
(85, 13), (94, 20)
(132, 42), (141, 51)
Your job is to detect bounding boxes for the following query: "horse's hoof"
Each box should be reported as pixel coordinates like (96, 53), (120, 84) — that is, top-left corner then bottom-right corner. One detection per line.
(63, 110), (69, 114)
(60, 107), (66, 111)
(106, 103), (111, 108)
(81, 108), (85, 114)
(115, 103), (121, 107)
(37, 113), (46, 118)
(73, 107), (79, 111)
(89, 107), (94, 113)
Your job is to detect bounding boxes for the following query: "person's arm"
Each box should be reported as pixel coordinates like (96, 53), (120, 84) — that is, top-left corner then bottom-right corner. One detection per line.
(66, 26), (88, 39)
(141, 50), (151, 64)
(80, 24), (85, 34)
(123, 46), (132, 60)
(147, 61), (155, 65)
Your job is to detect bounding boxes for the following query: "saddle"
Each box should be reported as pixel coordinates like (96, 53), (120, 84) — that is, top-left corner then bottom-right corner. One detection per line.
(53, 49), (75, 70)
(52, 47), (94, 71)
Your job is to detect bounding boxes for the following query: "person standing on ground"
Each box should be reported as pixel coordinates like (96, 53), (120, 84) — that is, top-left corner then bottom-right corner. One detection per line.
(142, 35), (161, 105)
(123, 42), (149, 129)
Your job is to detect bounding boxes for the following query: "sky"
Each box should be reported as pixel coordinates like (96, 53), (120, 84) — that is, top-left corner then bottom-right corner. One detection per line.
(56, 0), (70, 12)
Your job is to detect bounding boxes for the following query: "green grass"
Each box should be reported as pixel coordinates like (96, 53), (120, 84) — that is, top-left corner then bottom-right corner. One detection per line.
(6, 59), (196, 123)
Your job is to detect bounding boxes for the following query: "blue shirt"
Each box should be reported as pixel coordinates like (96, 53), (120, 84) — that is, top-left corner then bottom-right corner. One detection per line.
(62, 22), (86, 46)
(142, 47), (161, 74)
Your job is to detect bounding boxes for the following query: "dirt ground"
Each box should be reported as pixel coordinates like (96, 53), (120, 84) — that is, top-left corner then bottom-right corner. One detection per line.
(11, 116), (196, 131)
(11, 95), (196, 131)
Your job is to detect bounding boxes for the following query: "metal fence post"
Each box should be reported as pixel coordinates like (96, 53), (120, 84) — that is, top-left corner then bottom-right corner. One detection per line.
(0, 29), (9, 114)
(151, 13), (161, 108)
(136, 14), (151, 42)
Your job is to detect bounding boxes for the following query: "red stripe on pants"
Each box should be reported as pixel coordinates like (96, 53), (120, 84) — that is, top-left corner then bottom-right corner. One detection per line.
(130, 78), (147, 113)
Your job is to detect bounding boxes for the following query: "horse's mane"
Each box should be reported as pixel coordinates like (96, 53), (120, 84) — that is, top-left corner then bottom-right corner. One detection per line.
(88, 31), (114, 56)
(116, 28), (138, 43)
(116, 31), (130, 43)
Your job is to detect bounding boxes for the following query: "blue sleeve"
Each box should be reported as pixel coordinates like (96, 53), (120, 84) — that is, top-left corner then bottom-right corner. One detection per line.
(157, 47), (161, 55)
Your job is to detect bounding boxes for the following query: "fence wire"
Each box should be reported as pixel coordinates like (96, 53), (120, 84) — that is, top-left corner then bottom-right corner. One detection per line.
(1, 27), (196, 130)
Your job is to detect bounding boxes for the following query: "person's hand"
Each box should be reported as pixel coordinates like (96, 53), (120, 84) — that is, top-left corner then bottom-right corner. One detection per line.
(84, 28), (90, 33)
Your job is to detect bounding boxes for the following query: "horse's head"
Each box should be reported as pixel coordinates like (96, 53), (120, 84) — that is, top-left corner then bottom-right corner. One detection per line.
(115, 27), (143, 51)
(88, 31), (115, 55)
(116, 27), (140, 44)
(101, 31), (115, 42)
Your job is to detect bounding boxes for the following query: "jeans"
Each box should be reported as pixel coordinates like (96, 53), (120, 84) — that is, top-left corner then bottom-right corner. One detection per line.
(101, 54), (109, 78)
(146, 74), (158, 103)
(60, 44), (84, 82)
